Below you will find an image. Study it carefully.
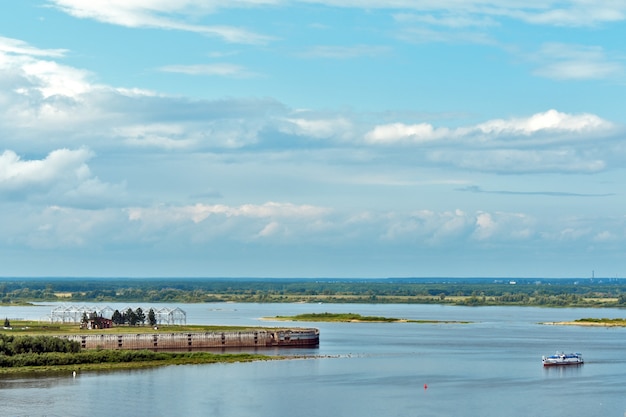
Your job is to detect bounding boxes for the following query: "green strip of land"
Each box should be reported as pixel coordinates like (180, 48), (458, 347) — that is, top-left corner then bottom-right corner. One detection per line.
(2, 321), (274, 335)
(0, 350), (284, 375)
(270, 312), (468, 323)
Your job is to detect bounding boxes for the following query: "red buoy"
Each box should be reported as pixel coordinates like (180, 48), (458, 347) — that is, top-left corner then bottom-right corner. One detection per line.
(424, 384), (428, 390)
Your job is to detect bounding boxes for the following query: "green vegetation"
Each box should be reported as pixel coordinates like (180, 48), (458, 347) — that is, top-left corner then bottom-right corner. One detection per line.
(0, 333), (280, 374)
(275, 312), (407, 322)
(1, 277), (626, 308)
(574, 318), (626, 326)
(272, 312), (467, 323)
(0, 349), (279, 374)
(0, 333), (80, 355)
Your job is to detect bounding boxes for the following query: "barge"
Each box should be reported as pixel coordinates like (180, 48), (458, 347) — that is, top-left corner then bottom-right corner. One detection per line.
(64, 328), (319, 351)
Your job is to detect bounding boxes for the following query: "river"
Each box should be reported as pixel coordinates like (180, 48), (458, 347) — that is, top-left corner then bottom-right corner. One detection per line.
(1, 302), (625, 417)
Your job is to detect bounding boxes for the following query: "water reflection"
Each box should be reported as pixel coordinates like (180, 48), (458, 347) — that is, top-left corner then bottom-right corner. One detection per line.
(542, 364), (584, 378)
(0, 373), (79, 389)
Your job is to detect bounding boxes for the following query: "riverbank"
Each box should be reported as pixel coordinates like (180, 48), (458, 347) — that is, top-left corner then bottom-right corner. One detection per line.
(0, 350), (287, 375)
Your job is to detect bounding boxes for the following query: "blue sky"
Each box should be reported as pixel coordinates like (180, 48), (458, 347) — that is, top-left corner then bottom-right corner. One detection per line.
(1, 1), (625, 278)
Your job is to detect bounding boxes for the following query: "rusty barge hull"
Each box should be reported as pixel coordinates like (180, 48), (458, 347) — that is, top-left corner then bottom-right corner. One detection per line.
(64, 328), (319, 351)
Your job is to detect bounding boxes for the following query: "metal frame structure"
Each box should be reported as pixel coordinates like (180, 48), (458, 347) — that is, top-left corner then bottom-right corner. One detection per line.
(46, 304), (186, 325)
(154, 307), (187, 325)
(47, 305), (114, 323)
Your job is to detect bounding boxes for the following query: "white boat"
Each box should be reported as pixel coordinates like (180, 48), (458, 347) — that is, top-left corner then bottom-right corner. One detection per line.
(542, 352), (583, 366)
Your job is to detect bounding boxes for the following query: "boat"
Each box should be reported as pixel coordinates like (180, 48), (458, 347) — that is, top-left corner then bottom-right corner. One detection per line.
(542, 352), (583, 366)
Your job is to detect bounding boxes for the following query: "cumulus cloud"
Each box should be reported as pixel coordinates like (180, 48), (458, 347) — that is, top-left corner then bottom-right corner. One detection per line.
(0, 38), (95, 102)
(122, 202), (333, 243)
(0, 148), (93, 191)
(91, 203), (616, 250)
(363, 109), (620, 173)
(365, 109), (614, 144)
(472, 211), (534, 241)
(471, 109), (612, 135)
(1, 36), (621, 176)
(0, 38), (286, 151)
(0, 148), (125, 208)
(365, 123), (449, 144)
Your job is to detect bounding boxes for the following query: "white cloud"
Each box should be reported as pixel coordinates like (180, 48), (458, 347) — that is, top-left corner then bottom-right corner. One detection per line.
(47, 0), (275, 44)
(158, 63), (259, 78)
(0, 36), (67, 58)
(127, 201), (331, 225)
(395, 26), (496, 45)
(365, 122), (449, 144)
(472, 211), (533, 241)
(365, 109), (614, 145)
(0, 148), (93, 191)
(0, 148), (126, 208)
(532, 43), (623, 80)
(3, 196), (626, 262)
(282, 116), (354, 140)
(471, 109), (612, 136)
(517, 3), (625, 26)
(302, 0), (626, 27)
(298, 45), (391, 59)
(122, 202), (333, 243)
(363, 110), (619, 173)
(0, 38), (94, 101)
(0, 38), (285, 151)
(393, 12), (498, 28)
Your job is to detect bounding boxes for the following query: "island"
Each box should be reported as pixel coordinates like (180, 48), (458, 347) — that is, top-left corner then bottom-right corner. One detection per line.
(268, 312), (469, 324)
(543, 318), (626, 327)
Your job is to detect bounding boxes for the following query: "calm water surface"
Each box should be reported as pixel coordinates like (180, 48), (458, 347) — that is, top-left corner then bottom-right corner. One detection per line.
(0, 303), (625, 417)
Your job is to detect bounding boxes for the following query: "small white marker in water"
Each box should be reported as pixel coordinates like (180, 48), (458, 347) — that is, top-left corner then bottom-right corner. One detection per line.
(72, 371), (76, 378)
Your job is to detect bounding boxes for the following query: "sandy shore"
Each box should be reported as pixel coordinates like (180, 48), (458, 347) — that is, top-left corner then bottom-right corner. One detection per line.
(542, 321), (626, 327)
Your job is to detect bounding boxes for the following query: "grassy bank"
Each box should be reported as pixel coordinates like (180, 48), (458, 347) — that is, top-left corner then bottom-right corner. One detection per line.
(0, 350), (283, 375)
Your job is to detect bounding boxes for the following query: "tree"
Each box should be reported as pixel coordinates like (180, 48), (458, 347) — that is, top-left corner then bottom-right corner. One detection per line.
(148, 308), (157, 327)
(112, 309), (123, 325)
(135, 308), (146, 325)
(3, 317), (10, 328)
(125, 308), (138, 326)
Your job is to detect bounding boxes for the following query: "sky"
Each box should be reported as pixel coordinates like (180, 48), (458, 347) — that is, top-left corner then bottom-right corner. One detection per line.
(1, 1), (625, 279)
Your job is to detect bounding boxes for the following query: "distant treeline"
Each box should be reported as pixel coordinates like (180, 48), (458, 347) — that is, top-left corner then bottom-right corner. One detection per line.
(1, 277), (626, 307)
